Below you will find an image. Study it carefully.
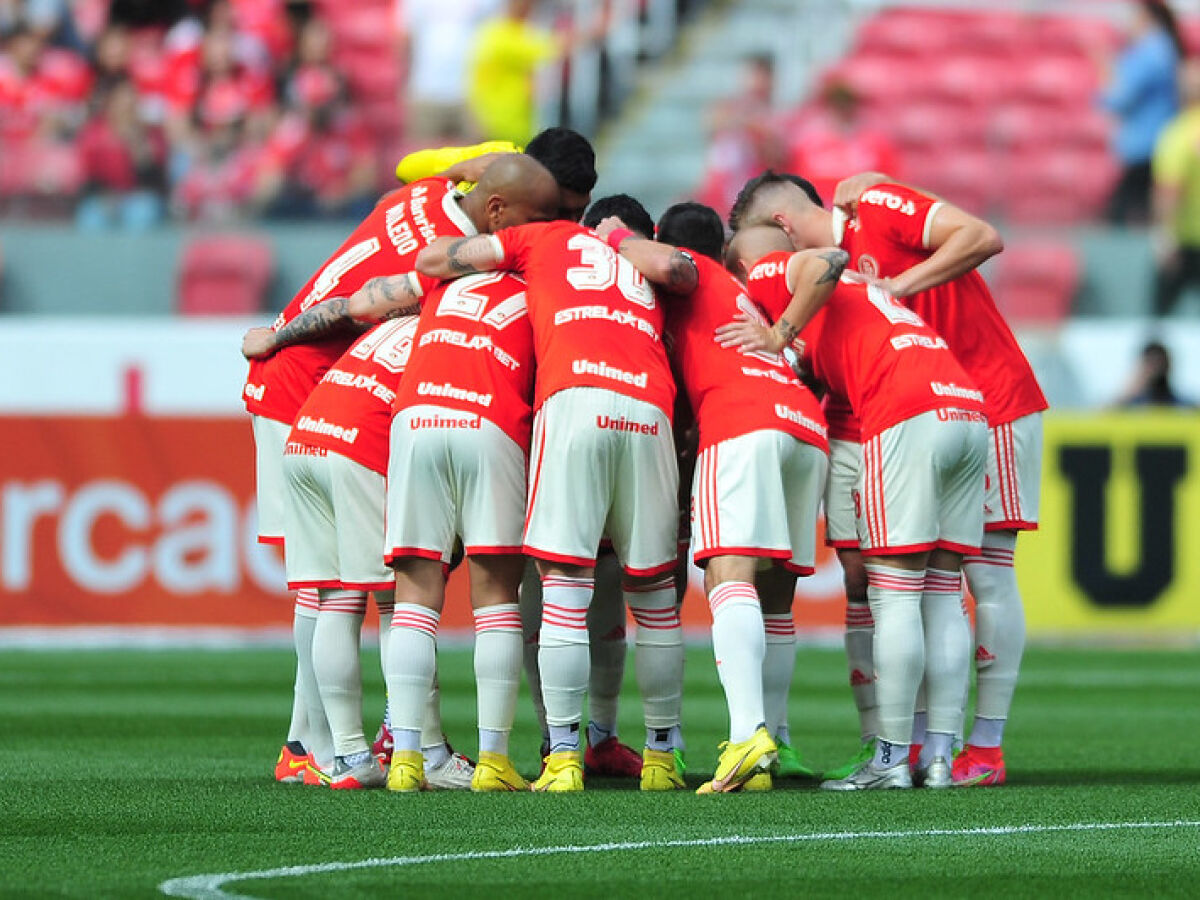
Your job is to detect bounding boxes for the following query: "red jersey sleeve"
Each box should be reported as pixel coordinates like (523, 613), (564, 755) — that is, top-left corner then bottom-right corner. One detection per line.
(745, 251), (795, 320)
(855, 183), (942, 255)
(494, 221), (554, 274)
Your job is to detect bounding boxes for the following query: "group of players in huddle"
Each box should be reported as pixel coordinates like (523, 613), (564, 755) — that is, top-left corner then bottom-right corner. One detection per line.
(241, 124), (1045, 794)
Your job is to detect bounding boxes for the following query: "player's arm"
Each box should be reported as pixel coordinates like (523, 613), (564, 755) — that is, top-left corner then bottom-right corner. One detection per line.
(394, 142), (520, 184)
(595, 215), (698, 294)
(346, 273), (425, 323)
(882, 202), (1004, 299)
(831, 171), (891, 215)
(415, 234), (505, 279)
(715, 248), (848, 354)
(240, 295), (376, 360)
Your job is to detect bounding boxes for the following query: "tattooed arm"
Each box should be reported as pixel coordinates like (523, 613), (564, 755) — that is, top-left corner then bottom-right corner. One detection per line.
(415, 234), (505, 279)
(594, 215), (698, 295)
(881, 202), (1003, 299)
(346, 274), (424, 323)
(715, 247), (848, 355)
(240, 297), (367, 360)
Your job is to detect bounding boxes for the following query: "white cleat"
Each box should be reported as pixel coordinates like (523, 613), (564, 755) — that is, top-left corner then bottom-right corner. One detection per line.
(425, 750), (475, 790)
(820, 759), (912, 791)
(914, 756), (953, 789)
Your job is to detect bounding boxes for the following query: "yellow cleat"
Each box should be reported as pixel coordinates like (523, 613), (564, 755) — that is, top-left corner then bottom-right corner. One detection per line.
(471, 752), (529, 792)
(696, 727), (778, 794)
(386, 750), (426, 793)
(640, 748), (686, 791)
(742, 772), (773, 792)
(530, 750), (584, 792)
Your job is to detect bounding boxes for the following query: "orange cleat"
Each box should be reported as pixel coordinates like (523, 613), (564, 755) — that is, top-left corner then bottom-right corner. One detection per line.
(952, 744), (1006, 786)
(274, 742), (311, 783)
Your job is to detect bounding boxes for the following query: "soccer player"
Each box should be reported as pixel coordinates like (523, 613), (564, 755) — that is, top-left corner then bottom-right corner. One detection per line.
(415, 201), (685, 793)
(241, 153), (560, 784)
(594, 201), (828, 793)
(380, 269), (536, 793)
(734, 171), (1048, 786)
(281, 315), (420, 790)
(724, 225), (986, 790)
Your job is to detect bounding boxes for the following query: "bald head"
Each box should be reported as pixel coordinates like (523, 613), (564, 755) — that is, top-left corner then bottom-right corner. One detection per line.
(726, 224), (794, 278)
(469, 153), (560, 232)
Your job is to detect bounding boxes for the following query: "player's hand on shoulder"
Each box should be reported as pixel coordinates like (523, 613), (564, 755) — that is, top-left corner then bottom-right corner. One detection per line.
(241, 326), (277, 360)
(592, 215), (628, 241)
(715, 311), (782, 354)
(832, 171), (891, 216)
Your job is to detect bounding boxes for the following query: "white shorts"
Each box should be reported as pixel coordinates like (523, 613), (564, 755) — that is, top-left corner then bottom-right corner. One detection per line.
(985, 412), (1043, 532)
(856, 409), (988, 557)
(692, 429), (827, 574)
(282, 444), (394, 591)
(252, 414), (290, 545)
(524, 387), (679, 577)
(824, 438), (861, 549)
(385, 405), (527, 562)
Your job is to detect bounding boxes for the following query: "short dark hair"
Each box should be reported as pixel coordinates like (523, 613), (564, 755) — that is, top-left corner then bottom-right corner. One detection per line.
(525, 127), (598, 195)
(728, 170), (823, 231)
(656, 202), (724, 261)
(582, 193), (655, 238)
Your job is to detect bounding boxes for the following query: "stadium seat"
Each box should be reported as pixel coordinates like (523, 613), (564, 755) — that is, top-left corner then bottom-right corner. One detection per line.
(990, 241), (1080, 326)
(1001, 147), (1118, 224)
(1010, 53), (1099, 106)
(901, 146), (996, 217)
(177, 234), (274, 315)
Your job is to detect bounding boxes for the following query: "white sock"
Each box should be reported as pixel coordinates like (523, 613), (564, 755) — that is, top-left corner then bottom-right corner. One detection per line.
(375, 593), (394, 683)
(844, 599), (878, 741)
(286, 589), (319, 746)
(385, 603), (439, 757)
(708, 581), (766, 743)
(924, 730), (955, 764)
(762, 612), (795, 744)
(965, 532), (1024, 743)
(538, 574), (594, 750)
(473, 603), (523, 757)
(294, 590), (334, 768)
(626, 576), (684, 738)
(865, 564), (925, 747)
(912, 707), (928, 748)
(421, 677), (444, 751)
(969, 717), (1006, 748)
(587, 576), (627, 741)
(921, 567), (971, 758)
(312, 591), (368, 758)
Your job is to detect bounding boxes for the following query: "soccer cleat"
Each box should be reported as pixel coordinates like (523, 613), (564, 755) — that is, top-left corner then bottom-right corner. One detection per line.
(742, 771), (773, 792)
(820, 759), (912, 791)
(822, 738), (874, 781)
(372, 723), (393, 766)
(773, 741), (817, 779)
(696, 727), (778, 794)
(952, 744), (1006, 787)
(386, 750), (426, 793)
(584, 736), (643, 778)
(302, 761), (331, 787)
(640, 748), (686, 791)
(914, 756), (952, 789)
(425, 748), (475, 790)
(328, 756), (386, 790)
(471, 752), (529, 792)
(274, 742), (310, 783)
(530, 750), (584, 792)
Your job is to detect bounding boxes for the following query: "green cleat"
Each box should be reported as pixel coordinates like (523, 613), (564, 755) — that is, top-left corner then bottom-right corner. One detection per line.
(773, 740), (817, 779)
(822, 738), (874, 781)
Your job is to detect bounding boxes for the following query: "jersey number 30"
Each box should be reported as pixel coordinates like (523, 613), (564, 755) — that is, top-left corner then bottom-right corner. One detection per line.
(565, 234), (656, 309)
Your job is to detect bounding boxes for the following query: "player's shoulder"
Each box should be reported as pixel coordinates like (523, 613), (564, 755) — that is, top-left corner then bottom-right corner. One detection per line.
(746, 250), (793, 282)
(855, 182), (929, 218)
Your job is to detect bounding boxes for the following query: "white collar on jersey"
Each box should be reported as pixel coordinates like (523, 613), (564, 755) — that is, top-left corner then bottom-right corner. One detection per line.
(443, 187), (479, 237)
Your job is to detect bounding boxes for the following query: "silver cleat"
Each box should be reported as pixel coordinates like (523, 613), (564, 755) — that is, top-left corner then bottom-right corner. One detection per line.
(820, 759), (912, 791)
(425, 749), (476, 790)
(914, 756), (953, 789)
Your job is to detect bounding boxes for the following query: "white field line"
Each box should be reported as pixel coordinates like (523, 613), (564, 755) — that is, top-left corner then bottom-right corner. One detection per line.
(159, 819), (1200, 900)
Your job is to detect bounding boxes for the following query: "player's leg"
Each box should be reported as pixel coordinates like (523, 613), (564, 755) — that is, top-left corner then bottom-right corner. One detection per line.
(608, 396), (683, 792)
(522, 390), (613, 792)
(517, 560), (549, 753)
(959, 413), (1041, 786)
(385, 558), (446, 793)
(467, 553), (529, 791)
(371, 590), (394, 766)
(583, 552), (641, 777)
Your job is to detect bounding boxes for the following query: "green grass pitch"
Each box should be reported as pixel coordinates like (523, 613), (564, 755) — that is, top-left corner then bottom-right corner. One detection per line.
(1, 645), (1198, 898)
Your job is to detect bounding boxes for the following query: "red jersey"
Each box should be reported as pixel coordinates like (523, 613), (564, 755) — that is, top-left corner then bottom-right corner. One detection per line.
(491, 221), (675, 418)
(394, 271), (535, 453)
(288, 316), (418, 475)
(244, 177), (477, 424)
(842, 182), (1048, 426)
(822, 392), (861, 443)
(747, 252), (984, 441)
(667, 253), (826, 454)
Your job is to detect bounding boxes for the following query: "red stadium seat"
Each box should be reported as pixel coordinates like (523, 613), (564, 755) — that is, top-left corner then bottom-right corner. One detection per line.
(1001, 147), (1118, 224)
(901, 146), (997, 217)
(1010, 53), (1099, 106)
(853, 11), (956, 58)
(990, 241), (1079, 326)
(178, 234), (274, 315)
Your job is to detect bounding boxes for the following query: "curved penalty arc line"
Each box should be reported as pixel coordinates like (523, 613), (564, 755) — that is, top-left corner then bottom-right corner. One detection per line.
(159, 819), (1200, 900)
